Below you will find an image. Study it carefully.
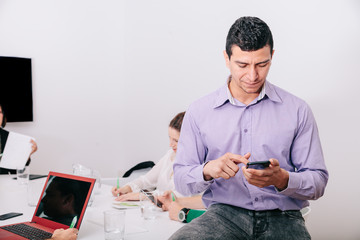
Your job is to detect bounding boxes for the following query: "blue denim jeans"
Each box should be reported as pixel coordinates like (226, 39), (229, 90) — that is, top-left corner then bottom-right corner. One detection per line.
(169, 204), (311, 240)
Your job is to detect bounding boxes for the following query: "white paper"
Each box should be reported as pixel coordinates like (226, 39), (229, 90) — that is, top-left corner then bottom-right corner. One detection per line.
(0, 131), (34, 169)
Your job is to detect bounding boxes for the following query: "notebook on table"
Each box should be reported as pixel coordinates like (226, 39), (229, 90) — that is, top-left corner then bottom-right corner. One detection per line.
(0, 171), (95, 240)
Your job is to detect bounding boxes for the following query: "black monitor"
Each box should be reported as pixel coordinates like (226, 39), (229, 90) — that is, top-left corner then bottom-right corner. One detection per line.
(0, 56), (33, 122)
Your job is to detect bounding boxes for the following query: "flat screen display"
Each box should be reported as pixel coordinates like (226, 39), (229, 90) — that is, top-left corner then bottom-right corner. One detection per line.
(0, 56), (33, 122)
(35, 175), (92, 226)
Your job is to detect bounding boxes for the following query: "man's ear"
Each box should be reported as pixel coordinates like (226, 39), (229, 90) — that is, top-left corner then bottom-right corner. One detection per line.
(223, 50), (230, 69)
(271, 49), (275, 58)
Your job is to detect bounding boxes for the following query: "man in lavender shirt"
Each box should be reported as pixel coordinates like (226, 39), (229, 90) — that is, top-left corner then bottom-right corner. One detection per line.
(170, 16), (328, 239)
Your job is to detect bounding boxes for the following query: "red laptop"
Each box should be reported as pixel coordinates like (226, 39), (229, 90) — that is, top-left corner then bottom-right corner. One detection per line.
(0, 171), (95, 240)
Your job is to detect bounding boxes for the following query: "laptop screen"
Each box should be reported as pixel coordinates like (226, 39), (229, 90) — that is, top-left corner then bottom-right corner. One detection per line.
(32, 172), (95, 230)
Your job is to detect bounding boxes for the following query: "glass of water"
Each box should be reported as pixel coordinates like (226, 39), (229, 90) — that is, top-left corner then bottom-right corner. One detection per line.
(104, 210), (126, 240)
(139, 190), (158, 220)
(17, 166), (30, 185)
(72, 163), (96, 206)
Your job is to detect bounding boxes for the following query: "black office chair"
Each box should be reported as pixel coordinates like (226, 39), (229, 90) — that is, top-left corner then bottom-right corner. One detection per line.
(122, 161), (155, 178)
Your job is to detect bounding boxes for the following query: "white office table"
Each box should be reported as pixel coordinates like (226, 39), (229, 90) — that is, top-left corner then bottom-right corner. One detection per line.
(0, 175), (184, 239)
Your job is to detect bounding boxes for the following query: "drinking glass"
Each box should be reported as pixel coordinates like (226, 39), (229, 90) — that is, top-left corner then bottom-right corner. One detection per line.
(104, 210), (126, 240)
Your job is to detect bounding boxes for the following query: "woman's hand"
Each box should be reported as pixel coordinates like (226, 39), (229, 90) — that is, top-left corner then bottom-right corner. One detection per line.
(115, 192), (140, 201)
(111, 185), (132, 197)
(30, 139), (38, 156)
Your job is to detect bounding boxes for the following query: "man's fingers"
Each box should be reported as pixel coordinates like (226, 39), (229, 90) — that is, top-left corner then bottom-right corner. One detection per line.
(226, 159), (240, 173)
(222, 165), (238, 179)
(228, 152), (251, 164)
(242, 166), (273, 188)
(269, 158), (279, 167)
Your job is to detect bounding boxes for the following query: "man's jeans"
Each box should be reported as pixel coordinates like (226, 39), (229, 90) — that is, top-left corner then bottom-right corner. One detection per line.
(169, 204), (311, 240)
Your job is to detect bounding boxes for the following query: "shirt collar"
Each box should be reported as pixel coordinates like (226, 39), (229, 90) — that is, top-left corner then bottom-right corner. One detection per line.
(213, 77), (282, 108)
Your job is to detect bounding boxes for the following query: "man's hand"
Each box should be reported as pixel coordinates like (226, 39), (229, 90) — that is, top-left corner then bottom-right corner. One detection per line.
(157, 191), (183, 221)
(203, 152), (251, 181)
(158, 190), (174, 211)
(168, 201), (184, 221)
(241, 158), (289, 190)
(49, 228), (78, 240)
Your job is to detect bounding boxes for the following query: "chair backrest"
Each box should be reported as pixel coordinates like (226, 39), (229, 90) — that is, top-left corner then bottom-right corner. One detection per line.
(122, 161), (155, 178)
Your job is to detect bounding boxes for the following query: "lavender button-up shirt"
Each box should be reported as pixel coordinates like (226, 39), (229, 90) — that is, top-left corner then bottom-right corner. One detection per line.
(173, 81), (328, 211)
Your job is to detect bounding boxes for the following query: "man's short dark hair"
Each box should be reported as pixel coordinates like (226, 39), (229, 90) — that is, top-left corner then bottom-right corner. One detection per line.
(226, 16), (273, 58)
(51, 176), (91, 215)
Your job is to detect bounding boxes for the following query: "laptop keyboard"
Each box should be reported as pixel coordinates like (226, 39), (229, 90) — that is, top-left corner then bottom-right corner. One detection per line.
(1, 223), (53, 240)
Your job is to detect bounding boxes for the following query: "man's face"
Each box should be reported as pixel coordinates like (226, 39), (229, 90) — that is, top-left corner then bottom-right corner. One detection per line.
(41, 183), (64, 217)
(224, 45), (273, 98)
(41, 182), (75, 218)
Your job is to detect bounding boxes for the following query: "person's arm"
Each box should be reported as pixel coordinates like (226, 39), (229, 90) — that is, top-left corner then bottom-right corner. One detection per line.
(177, 195), (205, 209)
(112, 151), (169, 197)
(168, 201), (206, 223)
(173, 109), (249, 196)
(280, 105), (328, 200)
(173, 109), (212, 196)
(47, 228), (78, 240)
(159, 191), (205, 211)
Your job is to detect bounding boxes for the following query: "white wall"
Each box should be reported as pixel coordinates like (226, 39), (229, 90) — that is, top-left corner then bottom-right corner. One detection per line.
(1, 0), (359, 239)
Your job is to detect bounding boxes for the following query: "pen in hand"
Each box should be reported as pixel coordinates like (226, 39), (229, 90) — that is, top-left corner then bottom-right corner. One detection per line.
(117, 177), (120, 197)
(171, 192), (176, 202)
(70, 216), (77, 228)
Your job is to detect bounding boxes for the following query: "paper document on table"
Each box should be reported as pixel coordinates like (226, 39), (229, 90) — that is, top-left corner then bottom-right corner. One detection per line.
(0, 131), (34, 169)
(112, 201), (141, 209)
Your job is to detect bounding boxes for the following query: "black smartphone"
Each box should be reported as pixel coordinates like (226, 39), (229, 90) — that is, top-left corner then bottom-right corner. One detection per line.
(246, 160), (271, 169)
(0, 212), (23, 221)
(141, 190), (163, 208)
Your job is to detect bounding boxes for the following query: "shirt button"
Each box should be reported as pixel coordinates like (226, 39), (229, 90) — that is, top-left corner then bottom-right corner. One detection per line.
(244, 129), (248, 133)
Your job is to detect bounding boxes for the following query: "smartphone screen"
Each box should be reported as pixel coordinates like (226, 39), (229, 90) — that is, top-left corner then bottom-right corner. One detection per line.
(0, 212), (23, 221)
(246, 160), (271, 169)
(141, 190), (163, 208)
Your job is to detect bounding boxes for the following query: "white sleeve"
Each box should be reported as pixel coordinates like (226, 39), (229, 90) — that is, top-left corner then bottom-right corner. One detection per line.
(126, 151), (170, 192)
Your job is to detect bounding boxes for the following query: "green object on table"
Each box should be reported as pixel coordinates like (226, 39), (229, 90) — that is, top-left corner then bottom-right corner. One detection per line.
(119, 202), (139, 207)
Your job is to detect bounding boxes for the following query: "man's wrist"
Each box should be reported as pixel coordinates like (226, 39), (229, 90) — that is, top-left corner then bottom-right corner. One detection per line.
(203, 161), (213, 181)
(275, 169), (289, 191)
(178, 208), (190, 223)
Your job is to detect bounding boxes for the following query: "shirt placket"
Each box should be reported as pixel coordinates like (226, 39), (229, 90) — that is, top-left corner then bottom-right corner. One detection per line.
(242, 105), (264, 209)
